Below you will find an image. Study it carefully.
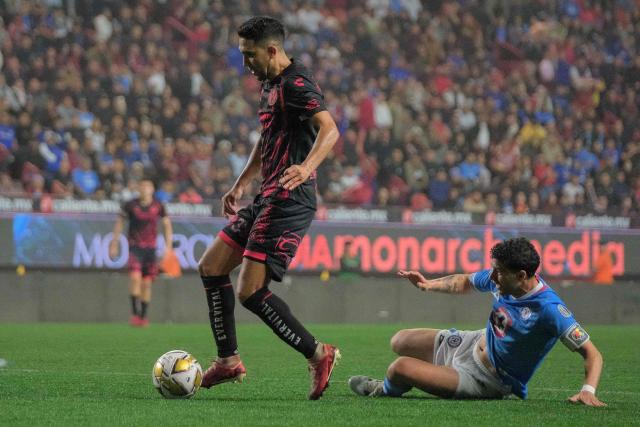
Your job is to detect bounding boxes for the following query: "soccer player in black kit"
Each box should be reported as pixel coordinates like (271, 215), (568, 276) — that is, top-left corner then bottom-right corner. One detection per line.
(110, 179), (173, 327)
(197, 16), (340, 400)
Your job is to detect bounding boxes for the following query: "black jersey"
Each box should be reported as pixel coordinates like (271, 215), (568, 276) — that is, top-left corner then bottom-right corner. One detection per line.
(121, 198), (166, 248)
(257, 58), (326, 209)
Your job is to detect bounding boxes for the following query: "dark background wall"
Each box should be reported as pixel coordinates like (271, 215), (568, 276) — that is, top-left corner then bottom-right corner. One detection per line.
(1, 271), (638, 325)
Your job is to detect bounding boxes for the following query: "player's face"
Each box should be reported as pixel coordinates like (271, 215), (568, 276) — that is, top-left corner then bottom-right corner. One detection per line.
(490, 260), (525, 296)
(239, 38), (272, 81)
(140, 180), (154, 200)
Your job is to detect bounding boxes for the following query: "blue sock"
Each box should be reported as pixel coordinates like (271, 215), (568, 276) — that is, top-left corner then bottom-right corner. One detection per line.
(383, 377), (411, 397)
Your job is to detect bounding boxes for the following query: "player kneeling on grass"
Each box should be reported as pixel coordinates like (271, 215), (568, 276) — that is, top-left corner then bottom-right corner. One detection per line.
(349, 237), (606, 407)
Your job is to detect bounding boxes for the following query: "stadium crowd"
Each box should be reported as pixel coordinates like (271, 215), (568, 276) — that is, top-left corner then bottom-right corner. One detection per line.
(0, 0), (639, 219)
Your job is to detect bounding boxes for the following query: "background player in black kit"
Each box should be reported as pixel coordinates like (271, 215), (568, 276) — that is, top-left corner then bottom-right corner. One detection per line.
(197, 16), (340, 400)
(110, 179), (173, 327)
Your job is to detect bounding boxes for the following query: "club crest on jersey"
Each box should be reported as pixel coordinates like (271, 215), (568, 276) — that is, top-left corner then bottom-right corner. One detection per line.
(520, 307), (532, 320)
(491, 307), (512, 338)
(558, 305), (572, 318)
(268, 89), (278, 107)
(447, 334), (462, 348)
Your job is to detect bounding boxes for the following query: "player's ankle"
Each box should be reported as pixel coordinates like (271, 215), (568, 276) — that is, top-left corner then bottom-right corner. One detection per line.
(217, 355), (241, 367)
(308, 342), (325, 363)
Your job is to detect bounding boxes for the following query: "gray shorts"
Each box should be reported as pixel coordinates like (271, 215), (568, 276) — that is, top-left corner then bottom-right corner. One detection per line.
(433, 329), (511, 399)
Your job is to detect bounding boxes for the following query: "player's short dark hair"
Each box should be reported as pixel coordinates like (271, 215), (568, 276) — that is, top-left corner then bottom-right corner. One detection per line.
(237, 16), (285, 45)
(490, 237), (540, 278)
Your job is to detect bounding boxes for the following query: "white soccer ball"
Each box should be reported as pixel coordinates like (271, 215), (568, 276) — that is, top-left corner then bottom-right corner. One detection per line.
(152, 350), (202, 399)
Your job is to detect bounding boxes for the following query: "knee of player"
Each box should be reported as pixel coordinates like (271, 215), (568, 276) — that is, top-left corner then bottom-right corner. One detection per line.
(238, 285), (270, 308)
(237, 287), (259, 304)
(197, 259), (209, 276)
(390, 330), (408, 355)
(387, 356), (412, 379)
(237, 290), (251, 304)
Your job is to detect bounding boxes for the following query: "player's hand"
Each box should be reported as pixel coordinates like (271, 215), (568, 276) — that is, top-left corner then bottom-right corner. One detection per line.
(398, 270), (429, 291)
(279, 164), (311, 190)
(222, 185), (244, 217)
(568, 391), (607, 407)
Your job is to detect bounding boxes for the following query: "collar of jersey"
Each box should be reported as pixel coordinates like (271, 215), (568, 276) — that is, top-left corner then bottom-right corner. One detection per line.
(279, 57), (296, 77)
(513, 280), (544, 300)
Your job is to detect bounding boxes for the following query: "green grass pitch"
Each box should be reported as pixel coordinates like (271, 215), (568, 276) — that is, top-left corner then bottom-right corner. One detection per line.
(0, 323), (638, 426)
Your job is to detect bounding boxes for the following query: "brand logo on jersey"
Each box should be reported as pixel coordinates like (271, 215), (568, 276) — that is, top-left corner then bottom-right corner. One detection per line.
(447, 334), (462, 348)
(268, 89), (278, 107)
(275, 231), (303, 264)
(294, 77), (305, 87)
(520, 307), (532, 320)
(558, 305), (572, 318)
(305, 99), (320, 110)
(491, 307), (512, 338)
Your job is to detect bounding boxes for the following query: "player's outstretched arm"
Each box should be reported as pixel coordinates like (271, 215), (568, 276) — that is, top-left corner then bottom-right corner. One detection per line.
(279, 110), (339, 190)
(567, 341), (606, 407)
(397, 271), (472, 294)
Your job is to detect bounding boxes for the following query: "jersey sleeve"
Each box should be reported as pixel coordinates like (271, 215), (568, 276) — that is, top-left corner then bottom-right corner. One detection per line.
(283, 73), (326, 121)
(469, 269), (496, 292)
(544, 303), (590, 351)
(158, 202), (167, 218)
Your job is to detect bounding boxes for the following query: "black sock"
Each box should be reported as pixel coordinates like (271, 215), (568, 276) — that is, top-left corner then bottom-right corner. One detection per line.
(242, 287), (318, 359)
(202, 275), (238, 358)
(140, 301), (148, 319)
(130, 295), (139, 316)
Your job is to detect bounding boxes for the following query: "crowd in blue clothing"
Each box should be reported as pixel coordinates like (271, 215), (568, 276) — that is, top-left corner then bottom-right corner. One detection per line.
(0, 0), (638, 219)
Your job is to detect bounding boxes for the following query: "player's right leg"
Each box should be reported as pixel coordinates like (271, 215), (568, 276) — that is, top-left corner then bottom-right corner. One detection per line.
(127, 248), (143, 326)
(128, 271), (142, 325)
(390, 328), (440, 362)
(199, 235), (246, 388)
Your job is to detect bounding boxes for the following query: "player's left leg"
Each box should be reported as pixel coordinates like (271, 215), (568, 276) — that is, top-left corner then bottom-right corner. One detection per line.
(349, 358), (459, 399)
(237, 259), (320, 360)
(237, 258), (340, 400)
(137, 250), (158, 327)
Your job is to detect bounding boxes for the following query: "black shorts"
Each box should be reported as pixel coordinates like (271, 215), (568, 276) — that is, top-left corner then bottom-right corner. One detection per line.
(219, 195), (315, 282)
(128, 246), (158, 279)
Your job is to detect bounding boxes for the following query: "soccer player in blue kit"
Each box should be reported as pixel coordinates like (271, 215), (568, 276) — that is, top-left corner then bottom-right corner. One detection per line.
(349, 237), (606, 406)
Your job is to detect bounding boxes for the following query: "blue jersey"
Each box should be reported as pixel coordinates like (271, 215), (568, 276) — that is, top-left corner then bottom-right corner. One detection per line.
(470, 269), (590, 399)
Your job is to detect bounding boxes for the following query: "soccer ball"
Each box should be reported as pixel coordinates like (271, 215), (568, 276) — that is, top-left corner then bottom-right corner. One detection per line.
(152, 350), (202, 399)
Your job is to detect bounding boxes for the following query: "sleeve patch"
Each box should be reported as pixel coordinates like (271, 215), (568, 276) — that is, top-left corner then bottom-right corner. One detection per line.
(557, 305), (572, 318)
(560, 323), (590, 350)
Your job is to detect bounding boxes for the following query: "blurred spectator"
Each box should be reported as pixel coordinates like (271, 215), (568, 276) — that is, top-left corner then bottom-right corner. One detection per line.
(339, 239), (361, 279)
(72, 156), (100, 197)
(179, 185), (203, 204)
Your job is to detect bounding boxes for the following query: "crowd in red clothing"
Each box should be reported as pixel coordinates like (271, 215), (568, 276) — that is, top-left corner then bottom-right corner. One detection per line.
(0, 0), (639, 219)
